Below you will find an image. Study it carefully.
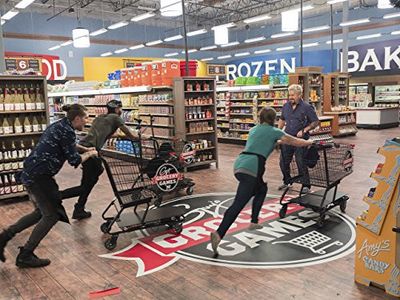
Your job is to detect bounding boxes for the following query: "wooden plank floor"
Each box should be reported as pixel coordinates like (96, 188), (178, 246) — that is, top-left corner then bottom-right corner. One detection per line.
(0, 127), (399, 300)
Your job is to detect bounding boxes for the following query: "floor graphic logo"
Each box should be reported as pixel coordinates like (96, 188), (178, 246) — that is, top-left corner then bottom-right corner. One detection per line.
(101, 193), (355, 276)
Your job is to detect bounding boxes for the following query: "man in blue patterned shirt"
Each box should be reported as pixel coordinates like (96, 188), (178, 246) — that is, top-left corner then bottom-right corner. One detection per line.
(0, 104), (98, 268)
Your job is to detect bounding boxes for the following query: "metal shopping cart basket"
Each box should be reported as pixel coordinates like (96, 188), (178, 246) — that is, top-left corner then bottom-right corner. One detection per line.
(279, 142), (354, 227)
(99, 147), (187, 251)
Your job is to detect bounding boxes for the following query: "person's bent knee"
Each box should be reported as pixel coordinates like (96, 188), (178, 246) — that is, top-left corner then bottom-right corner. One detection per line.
(41, 213), (59, 225)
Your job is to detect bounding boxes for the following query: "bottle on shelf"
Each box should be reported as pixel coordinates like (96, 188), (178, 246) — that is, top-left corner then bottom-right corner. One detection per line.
(0, 142), (4, 172)
(3, 151), (11, 171)
(40, 115), (47, 131)
(18, 141), (25, 169)
(35, 85), (44, 110)
(3, 115), (13, 135)
(10, 174), (18, 193)
(24, 116), (32, 133)
(4, 85), (13, 111)
(15, 85), (23, 111)
(14, 116), (23, 134)
(32, 116), (40, 132)
(23, 85), (31, 110)
(3, 175), (11, 194)
(11, 141), (19, 170)
(0, 176), (4, 196)
(0, 87), (4, 111)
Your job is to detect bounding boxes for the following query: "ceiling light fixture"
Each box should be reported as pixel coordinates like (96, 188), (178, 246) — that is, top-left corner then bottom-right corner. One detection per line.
(108, 21), (129, 30)
(254, 49), (271, 54)
(217, 55), (232, 59)
(391, 30), (400, 35)
(212, 23), (235, 45)
(146, 40), (163, 46)
(377, 0), (393, 9)
(182, 49), (198, 54)
(200, 45), (217, 51)
(326, 39), (343, 44)
(243, 14), (271, 24)
(131, 12), (156, 22)
(160, 0), (182, 17)
(129, 44), (145, 50)
(383, 12), (400, 19)
(1, 9), (19, 21)
(100, 52), (113, 57)
(90, 28), (108, 36)
(187, 29), (207, 36)
(302, 42), (319, 48)
(271, 32), (295, 38)
(164, 34), (183, 42)
(72, 27), (90, 48)
(277, 46), (294, 51)
(114, 48), (128, 54)
(327, 0), (347, 4)
(244, 37), (265, 43)
(48, 45), (61, 51)
(339, 18), (370, 27)
(303, 25), (329, 33)
(201, 57), (214, 61)
(281, 10), (298, 32)
(235, 52), (250, 57)
(356, 33), (382, 40)
(1, 20), (5, 25)
(165, 52), (179, 57)
(221, 41), (240, 48)
(15, 0), (35, 9)
(60, 40), (73, 47)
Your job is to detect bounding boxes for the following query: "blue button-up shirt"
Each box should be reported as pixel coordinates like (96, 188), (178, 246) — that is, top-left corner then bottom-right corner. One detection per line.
(18, 117), (82, 185)
(281, 100), (319, 138)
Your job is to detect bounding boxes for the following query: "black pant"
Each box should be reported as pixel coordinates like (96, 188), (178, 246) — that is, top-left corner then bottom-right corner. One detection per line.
(217, 173), (268, 238)
(61, 157), (104, 209)
(280, 144), (310, 187)
(7, 176), (61, 252)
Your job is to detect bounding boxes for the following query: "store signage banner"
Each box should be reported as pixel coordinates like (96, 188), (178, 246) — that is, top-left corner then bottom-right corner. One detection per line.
(342, 39), (400, 77)
(226, 49), (337, 80)
(5, 52), (67, 80)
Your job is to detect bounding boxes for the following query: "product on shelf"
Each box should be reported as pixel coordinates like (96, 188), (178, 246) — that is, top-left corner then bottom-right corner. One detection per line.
(139, 106), (174, 115)
(186, 121), (214, 134)
(139, 93), (173, 104)
(185, 107), (213, 120)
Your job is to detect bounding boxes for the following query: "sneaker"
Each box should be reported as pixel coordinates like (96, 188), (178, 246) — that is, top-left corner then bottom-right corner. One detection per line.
(0, 230), (13, 263)
(210, 232), (221, 256)
(72, 209), (92, 220)
(301, 187), (311, 194)
(249, 223), (263, 230)
(278, 183), (292, 191)
(16, 247), (51, 268)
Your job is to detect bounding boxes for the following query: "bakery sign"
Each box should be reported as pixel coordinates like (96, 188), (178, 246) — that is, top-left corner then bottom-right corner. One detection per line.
(341, 38), (400, 76)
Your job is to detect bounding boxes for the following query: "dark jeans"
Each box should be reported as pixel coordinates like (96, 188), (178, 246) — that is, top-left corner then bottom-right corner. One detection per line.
(7, 176), (61, 252)
(280, 144), (310, 187)
(217, 173), (268, 238)
(61, 157), (104, 209)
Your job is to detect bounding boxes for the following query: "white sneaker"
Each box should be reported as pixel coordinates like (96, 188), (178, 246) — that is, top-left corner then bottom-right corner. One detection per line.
(301, 187), (311, 194)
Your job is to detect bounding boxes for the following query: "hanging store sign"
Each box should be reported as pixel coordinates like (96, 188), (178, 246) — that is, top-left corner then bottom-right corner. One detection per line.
(226, 50), (337, 80)
(207, 64), (227, 76)
(5, 57), (42, 72)
(341, 39), (400, 77)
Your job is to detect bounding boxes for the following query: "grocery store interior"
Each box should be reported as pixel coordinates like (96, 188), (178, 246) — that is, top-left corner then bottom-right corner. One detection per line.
(0, 0), (400, 299)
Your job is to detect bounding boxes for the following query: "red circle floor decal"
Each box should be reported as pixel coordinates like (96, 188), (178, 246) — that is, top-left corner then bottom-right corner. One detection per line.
(100, 193), (355, 276)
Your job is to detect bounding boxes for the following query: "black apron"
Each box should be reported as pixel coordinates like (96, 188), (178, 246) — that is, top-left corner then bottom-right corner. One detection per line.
(241, 151), (266, 180)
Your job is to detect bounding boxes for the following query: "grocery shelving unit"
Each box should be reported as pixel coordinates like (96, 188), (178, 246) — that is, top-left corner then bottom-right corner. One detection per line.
(0, 76), (49, 201)
(173, 77), (219, 169)
(349, 83), (371, 108)
(289, 66), (323, 115)
(374, 85), (400, 106)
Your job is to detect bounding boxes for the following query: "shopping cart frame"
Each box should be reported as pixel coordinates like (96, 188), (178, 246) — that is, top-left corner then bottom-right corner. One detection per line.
(279, 142), (354, 227)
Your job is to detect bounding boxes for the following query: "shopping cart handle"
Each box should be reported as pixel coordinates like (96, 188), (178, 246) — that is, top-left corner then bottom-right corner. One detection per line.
(312, 141), (336, 149)
(393, 227), (400, 233)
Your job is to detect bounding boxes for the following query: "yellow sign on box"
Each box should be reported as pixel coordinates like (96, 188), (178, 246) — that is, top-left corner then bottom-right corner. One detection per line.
(354, 139), (400, 297)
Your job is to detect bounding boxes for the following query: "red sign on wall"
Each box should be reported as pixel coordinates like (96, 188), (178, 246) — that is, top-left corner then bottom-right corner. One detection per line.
(5, 52), (67, 80)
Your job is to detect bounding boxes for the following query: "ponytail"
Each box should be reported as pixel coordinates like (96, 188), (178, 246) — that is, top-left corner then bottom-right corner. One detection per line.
(62, 104), (87, 121)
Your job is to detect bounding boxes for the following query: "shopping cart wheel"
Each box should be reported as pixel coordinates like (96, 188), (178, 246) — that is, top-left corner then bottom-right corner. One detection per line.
(279, 204), (288, 219)
(339, 200), (347, 213)
(154, 197), (162, 207)
(172, 223), (183, 234)
(104, 235), (118, 250)
(100, 221), (112, 234)
(186, 186), (194, 195)
(317, 215), (326, 228)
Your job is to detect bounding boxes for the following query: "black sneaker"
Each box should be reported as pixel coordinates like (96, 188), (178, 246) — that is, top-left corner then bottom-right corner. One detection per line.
(278, 183), (292, 191)
(0, 230), (13, 262)
(16, 247), (51, 268)
(72, 209), (92, 220)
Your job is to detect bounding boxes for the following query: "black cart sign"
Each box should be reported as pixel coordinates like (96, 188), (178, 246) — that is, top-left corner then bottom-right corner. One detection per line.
(5, 57), (42, 72)
(152, 163), (183, 192)
(207, 64), (226, 76)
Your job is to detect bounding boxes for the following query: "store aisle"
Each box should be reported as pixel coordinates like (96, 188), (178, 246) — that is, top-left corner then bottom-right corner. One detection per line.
(0, 127), (398, 300)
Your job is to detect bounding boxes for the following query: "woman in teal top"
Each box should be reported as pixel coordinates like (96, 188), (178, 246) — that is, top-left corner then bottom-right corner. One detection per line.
(210, 107), (314, 256)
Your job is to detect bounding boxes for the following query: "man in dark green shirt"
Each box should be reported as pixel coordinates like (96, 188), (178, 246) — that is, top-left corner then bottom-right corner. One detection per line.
(62, 100), (138, 220)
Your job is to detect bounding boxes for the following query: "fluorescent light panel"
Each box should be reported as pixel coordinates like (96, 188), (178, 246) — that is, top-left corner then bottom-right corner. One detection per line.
(90, 28), (108, 36)
(129, 44), (145, 50)
(235, 52), (250, 57)
(146, 40), (163, 46)
(284, 5), (313, 13)
(383, 12), (400, 19)
(326, 39), (343, 44)
(1, 9), (19, 20)
(201, 58), (214, 61)
(217, 55), (232, 59)
(303, 42), (319, 48)
(327, 0), (347, 4)
(243, 14), (271, 24)
(1, 20), (5, 25)
(164, 34), (183, 42)
(131, 12), (155, 22)
(48, 45), (61, 51)
(187, 29), (207, 36)
(114, 48), (128, 54)
(303, 25), (329, 33)
(277, 46), (294, 51)
(165, 52), (179, 57)
(108, 21), (129, 30)
(101, 52), (113, 57)
(356, 33), (381, 40)
(182, 49), (197, 53)
(200, 45), (217, 51)
(212, 22), (235, 30)
(60, 40), (73, 46)
(244, 36), (265, 43)
(254, 49), (271, 54)
(271, 32), (295, 38)
(339, 18), (369, 27)
(221, 41), (239, 47)
(15, 0), (35, 9)
(391, 30), (400, 35)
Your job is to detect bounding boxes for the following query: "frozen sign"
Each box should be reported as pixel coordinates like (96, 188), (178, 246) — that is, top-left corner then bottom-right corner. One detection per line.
(226, 49), (336, 80)
(341, 39), (400, 76)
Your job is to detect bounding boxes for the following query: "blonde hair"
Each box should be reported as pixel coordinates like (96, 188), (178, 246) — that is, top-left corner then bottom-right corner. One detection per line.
(288, 84), (303, 96)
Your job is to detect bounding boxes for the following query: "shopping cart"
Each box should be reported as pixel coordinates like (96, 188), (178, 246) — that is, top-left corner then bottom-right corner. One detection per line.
(99, 148), (187, 250)
(279, 142), (354, 227)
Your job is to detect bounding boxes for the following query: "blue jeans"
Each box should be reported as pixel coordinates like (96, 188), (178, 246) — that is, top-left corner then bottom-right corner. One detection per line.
(280, 145), (310, 187)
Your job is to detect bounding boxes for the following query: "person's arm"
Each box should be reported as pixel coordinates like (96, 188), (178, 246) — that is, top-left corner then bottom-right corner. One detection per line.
(297, 106), (320, 138)
(280, 133), (313, 147)
(119, 124), (138, 141)
(60, 131), (97, 167)
(278, 118), (286, 130)
(76, 144), (95, 153)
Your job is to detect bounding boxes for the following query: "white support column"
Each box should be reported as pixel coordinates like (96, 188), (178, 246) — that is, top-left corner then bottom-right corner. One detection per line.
(342, 1), (349, 72)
